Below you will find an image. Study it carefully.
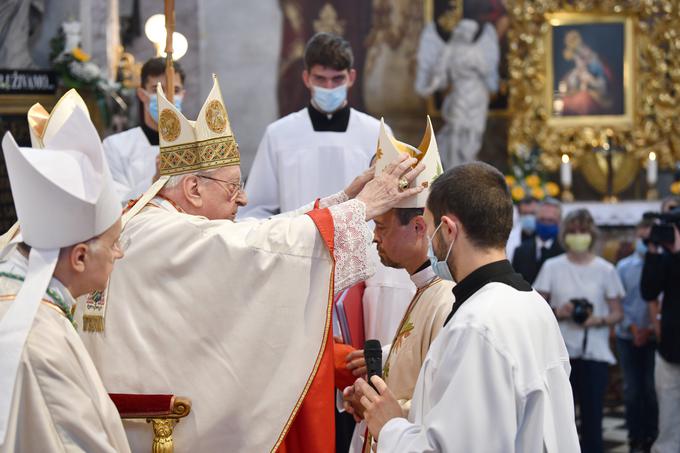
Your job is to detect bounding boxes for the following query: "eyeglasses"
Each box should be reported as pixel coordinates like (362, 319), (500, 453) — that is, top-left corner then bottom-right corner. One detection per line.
(196, 174), (244, 196)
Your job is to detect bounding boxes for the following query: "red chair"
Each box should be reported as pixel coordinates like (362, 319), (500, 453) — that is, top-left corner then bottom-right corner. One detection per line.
(109, 393), (191, 453)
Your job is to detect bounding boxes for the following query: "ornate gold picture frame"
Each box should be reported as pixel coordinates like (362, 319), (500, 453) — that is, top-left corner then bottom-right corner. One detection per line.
(508, 1), (680, 178)
(545, 13), (634, 128)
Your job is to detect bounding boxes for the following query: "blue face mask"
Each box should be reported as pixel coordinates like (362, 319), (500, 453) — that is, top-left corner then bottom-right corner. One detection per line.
(635, 238), (648, 256)
(519, 214), (536, 235)
(147, 93), (183, 123)
(312, 84), (347, 113)
(427, 222), (455, 282)
(535, 222), (559, 241)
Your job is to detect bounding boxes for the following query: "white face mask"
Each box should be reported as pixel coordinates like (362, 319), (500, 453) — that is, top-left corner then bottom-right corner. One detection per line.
(427, 222), (455, 282)
(312, 84), (347, 113)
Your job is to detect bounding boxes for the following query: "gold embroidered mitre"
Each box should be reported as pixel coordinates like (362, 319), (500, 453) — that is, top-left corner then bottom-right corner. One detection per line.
(27, 89), (89, 149)
(375, 116), (443, 208)
(157, 74), (240, 176)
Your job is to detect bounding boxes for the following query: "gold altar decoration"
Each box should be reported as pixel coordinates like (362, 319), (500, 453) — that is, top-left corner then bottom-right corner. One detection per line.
(507, 0), (680, 196)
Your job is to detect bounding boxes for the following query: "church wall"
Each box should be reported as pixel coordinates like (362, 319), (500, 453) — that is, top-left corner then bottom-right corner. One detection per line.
(197, 0), (282, 175)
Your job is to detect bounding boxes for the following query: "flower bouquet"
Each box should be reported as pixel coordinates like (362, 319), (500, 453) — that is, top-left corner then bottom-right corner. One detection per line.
(505, 144), (560, 203)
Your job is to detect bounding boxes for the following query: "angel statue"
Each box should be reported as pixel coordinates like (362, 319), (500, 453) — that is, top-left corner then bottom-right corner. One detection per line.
(415, 18), (500, 169)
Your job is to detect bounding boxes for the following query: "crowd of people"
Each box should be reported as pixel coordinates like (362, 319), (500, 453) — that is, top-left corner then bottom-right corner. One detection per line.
(0, 31), (678, 453)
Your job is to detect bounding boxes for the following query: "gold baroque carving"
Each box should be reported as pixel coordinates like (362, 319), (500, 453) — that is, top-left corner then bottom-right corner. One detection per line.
(313, 3), (346, 35)
(149, 419), (177, 453)
(507, 0), (680, 194)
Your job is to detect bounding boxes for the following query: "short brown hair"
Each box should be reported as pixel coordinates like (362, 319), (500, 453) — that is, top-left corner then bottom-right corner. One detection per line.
(426, 162), (513, 249)
(140, 57), (186, 88)
(559, 209), (599, 250)
(395, 208), (424, 226)
(304, 33), (353, 70)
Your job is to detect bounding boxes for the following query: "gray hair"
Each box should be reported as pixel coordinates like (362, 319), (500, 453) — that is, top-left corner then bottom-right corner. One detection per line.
(162, 168), (222, 189)
(539, 197), (562, 214)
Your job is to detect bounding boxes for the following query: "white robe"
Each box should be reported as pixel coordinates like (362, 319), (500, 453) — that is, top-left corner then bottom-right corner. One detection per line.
(241, 107), (415, 345)
(377, 283), (580, 452)
(78, 196), (374, 452)
(241, 107), (382, 218)
(0, 250), (130, 453)
(351, 266), (454, 453)
(102, 127), (158, 204)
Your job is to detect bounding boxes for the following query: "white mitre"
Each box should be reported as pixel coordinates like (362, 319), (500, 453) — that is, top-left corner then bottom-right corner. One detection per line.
(27, 88), (90, 149)
(0, 104), (120, 444)
(374, 116), (443, 208)
(0, 90), (94, 250)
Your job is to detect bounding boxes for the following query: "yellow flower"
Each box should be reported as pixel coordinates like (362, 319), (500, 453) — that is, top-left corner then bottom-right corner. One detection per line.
(531, 187), (545, 200)
(511, 186), (525, 202)
(71, 47), (91, 62)
(545, 182), (560, 197)
(505, 175), (516, 186)
(525, 174), (541, 188)
(671, 181), (680, 195)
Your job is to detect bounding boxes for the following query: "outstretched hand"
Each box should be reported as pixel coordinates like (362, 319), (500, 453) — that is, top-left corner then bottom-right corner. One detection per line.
(356, 154), (425, 221)
(345, 165), (376, 200)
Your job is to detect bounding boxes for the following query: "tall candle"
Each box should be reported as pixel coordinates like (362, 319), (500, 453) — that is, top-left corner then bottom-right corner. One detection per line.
(560, 154), (572, 187)
(647, 152), (658, 185)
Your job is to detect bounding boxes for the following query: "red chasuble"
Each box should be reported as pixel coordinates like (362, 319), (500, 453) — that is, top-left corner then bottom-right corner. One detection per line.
(276, 208), (357, 453)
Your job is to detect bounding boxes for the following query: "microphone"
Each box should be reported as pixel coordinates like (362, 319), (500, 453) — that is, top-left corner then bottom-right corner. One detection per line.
(364, 339), (382, 392)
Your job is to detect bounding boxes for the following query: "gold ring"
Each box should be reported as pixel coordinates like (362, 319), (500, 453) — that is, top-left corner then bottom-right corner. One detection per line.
(398, 178), (409, 191)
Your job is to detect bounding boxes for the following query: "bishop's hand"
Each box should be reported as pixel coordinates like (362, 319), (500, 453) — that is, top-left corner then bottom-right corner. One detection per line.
(356, 154), (425, 221)
(344, 164), (376, 200)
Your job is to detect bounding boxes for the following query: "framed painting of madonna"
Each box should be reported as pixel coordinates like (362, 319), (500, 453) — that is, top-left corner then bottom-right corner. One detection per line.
(507, 0), (680, 196)
(546, 13), (634, 127)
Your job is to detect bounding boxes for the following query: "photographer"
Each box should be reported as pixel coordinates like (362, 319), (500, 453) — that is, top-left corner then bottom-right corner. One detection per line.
(534, 208), (624, 453)
(640, 199), (680, 453)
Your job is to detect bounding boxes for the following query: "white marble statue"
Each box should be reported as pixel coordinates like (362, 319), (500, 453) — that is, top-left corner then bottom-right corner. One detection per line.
(415, 19), (500, 169)
(62, 20), (81, 53)
(0, 0), (44, 68)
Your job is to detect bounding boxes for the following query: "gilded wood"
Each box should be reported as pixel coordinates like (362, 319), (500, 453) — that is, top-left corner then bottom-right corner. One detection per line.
(507, 0), (680, 194)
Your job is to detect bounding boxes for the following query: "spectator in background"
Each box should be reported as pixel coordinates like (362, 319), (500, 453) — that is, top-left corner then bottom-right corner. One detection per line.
(616, 219), (658, 453)
(103, 57), (186, 204)
(641, 197), (680, 453)
(512, 197), (563, 284)
(517, 195), (538, 242)
(534, 208), (624, 453)
(660, 194), (680, 214)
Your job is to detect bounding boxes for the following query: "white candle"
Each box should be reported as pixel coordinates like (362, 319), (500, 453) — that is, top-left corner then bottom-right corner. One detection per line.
(647, 152), (658, 185)
(560, 154), (572, 187)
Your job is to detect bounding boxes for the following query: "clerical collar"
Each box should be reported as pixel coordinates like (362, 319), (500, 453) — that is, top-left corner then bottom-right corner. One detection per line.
(141, 121), (160, 146)
(307, 103), (350, 132)
(150, 195), (184, 213)
(410, 261), (436, 289)
(445, 259), (532, 325)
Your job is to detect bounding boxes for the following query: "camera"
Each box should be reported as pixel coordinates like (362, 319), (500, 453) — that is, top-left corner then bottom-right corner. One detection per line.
(570, 298), (593, 325)
(643, 207), (680, 245)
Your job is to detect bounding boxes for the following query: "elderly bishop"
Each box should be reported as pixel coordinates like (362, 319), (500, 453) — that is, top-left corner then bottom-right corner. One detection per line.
(78, 75), (424, 452)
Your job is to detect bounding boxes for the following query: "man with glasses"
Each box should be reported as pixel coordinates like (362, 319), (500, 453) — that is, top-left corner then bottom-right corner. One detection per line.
(78, 75), (425, 453)
(102, 57), (186, 204)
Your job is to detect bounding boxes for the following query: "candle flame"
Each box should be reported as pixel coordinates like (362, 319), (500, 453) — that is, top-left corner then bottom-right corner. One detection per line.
(649, 152), (657, 161)
(561, 154), (570, 164)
